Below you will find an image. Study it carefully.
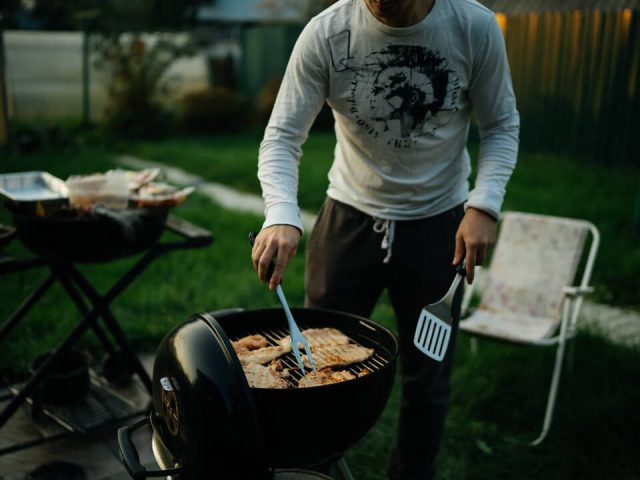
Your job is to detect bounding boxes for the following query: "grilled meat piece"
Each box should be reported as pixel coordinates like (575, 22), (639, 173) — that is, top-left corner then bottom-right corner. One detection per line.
(232, 333), (290, 365)
(269, 358), (290, 377)
(232, 334), (269, 353)
(235, 328), (373, 389)
(243, 363), (290, 389)
(278, 327), (351, 350)
(302, 344), (374, 370)
(236, 345), (290, 365)
(298, 368), (356, 388)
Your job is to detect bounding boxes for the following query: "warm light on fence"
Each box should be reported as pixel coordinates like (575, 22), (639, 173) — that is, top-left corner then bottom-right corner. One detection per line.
(622, 8), (633, 35)
(629, 48), (639, 99)
(620, 9), (636, 98)
(495, 7), (638, 163)
(495, 12), (507, 35)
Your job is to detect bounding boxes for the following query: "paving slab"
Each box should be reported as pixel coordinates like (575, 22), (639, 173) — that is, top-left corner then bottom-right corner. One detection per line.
(0, 355), (156, 480)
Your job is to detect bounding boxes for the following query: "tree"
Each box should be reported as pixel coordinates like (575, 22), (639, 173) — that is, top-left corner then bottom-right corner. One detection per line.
(6, 0), (210, 138)
(93, 33), (196, 137)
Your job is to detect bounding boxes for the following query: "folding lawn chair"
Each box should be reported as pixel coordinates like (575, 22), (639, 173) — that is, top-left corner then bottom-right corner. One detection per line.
(459, 211), (600, 445)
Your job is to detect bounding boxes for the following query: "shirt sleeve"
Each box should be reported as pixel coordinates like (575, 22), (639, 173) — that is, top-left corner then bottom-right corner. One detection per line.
(258, 18), (329, 233)
(466, 15), (520, 220)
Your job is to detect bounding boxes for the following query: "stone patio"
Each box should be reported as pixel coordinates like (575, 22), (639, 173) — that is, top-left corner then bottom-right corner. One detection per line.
(0, 354), (156, 480)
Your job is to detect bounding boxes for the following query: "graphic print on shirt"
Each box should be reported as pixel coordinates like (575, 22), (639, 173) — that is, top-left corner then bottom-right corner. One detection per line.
(330, 31), (461, 148)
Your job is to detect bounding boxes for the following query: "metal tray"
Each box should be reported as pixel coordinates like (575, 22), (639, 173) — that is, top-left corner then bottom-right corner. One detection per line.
(0, 171), (69, 203)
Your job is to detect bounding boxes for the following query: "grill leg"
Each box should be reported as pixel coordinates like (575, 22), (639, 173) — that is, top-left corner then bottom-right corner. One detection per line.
(63, 263), (153, 393)
(52, 266), (120, 359)
(0, 274), (55, 342)
(336, 458), (354, 480)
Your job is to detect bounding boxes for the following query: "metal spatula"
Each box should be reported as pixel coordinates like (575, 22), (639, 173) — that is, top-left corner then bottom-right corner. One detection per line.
(248, 231), (316, 374)
(413, 261), (466, 362)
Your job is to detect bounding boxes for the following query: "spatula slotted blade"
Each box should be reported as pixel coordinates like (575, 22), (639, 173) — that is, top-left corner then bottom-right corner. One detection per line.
(413, 263), (465, 362)
(414, 304), (453, 361)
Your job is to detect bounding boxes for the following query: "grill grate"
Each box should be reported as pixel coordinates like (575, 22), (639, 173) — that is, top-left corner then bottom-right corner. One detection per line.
(233, 326), (389, 388)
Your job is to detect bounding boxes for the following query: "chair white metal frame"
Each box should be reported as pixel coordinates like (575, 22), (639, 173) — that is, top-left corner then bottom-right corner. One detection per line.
(459, 211), (600, 446)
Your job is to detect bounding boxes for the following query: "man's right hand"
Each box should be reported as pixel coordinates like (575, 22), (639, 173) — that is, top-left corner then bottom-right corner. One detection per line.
(251, 225), (301, 290)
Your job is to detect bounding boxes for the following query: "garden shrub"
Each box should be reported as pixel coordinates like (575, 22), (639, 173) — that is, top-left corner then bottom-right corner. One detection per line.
(207, 54), (238, 90)
(180, 87), (250, 134)
(93, 34), (194, 139)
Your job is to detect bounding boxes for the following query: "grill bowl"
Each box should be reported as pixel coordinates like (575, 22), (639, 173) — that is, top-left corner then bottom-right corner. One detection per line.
(5, 202), (168, 263)
(217, 308), (398, 468)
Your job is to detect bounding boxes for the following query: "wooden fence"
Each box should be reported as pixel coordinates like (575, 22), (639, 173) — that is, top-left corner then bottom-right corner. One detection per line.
(498, 8), (640, 166)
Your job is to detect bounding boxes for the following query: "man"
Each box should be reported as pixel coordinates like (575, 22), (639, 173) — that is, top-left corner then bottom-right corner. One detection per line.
(251, 0), (519, 478)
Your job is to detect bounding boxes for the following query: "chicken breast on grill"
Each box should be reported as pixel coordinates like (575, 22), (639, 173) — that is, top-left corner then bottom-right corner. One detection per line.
(243, 363), (290, 389)
(302, 344), (374, 370)
(236, 345), (290, 365)
(232, 334), (268, 353)
(278, 328), (351, 350)
(298, 369), (356, 388)
(269, 358), (290, 377)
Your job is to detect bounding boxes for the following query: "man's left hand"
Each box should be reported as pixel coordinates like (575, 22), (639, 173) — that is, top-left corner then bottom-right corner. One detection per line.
(452, 207), (497, 284)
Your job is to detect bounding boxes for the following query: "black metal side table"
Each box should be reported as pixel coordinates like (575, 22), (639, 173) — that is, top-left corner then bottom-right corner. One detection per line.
(0, 214), (212, 454)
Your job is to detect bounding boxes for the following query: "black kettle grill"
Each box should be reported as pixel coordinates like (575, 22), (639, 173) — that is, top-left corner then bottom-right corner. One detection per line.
(118, 308), (399, 480)
(5, 201), (168, 263)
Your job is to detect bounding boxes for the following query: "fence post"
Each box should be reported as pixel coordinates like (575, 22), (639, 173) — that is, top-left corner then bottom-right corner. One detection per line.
(82, 28), (91, 127)
(634, 182), (640, 233)
(0, 30), (8, 147)
(76, 10), (99, 127)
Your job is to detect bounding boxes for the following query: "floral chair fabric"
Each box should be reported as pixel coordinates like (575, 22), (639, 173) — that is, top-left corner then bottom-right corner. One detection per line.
(461, 212), (590, 343)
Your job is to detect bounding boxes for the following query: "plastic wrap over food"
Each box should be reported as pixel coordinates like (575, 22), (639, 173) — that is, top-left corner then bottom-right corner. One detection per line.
(66, 170), (130, 209)
(131, 182), (195, 208)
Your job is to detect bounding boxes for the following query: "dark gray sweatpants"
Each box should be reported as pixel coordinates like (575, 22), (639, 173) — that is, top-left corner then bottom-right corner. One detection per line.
(304, 197), (464, 480)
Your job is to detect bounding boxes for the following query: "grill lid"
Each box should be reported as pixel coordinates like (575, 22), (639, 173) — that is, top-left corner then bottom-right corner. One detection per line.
(151, 310), (269, 478)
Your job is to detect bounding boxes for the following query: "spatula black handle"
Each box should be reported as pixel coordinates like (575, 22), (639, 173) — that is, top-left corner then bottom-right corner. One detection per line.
(248, 231), (276, 280)
(455, 260), (467, 278)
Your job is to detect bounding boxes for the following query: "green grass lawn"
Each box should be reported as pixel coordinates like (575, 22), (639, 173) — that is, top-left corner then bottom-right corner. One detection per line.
(126, 132), (640, 307)
(1, 134), (639, 479)
(123, 131), (335, 216)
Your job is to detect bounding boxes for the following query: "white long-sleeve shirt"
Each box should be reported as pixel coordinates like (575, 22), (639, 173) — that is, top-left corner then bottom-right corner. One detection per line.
(259, 0), (519, 232)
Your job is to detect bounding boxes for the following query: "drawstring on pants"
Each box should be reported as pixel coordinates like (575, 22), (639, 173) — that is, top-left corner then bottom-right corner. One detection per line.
(373, 218), (396, 264)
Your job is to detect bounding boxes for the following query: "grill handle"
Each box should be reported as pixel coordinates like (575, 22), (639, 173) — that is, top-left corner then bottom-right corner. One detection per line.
(118, 415), (182, 480)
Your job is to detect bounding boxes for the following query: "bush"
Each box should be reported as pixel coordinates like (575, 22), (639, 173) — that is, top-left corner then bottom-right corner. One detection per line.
(93, 34), (194, 139)
(6, 121), (96, 155)
(180, 87), (250, 134)
(207, 54), (238, 90)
